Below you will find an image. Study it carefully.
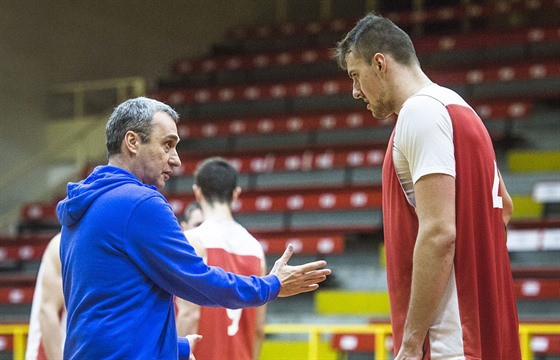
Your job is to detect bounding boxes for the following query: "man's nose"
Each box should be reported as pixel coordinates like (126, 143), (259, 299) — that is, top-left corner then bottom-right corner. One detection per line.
(170, 149), (181, 167)
(352, 86), (363, 100)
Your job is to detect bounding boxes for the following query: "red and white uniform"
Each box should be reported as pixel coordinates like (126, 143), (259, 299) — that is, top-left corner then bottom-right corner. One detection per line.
(382, 84), (520, 359)
(185, 219), (265, 360)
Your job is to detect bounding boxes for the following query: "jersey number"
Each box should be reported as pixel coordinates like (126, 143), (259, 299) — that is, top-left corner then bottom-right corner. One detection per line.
(492, 161), (503, 209)
(226, 308), (242, 336)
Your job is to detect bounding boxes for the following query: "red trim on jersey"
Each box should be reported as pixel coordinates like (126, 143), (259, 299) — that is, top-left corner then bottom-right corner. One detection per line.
(382, 104), (521, 358)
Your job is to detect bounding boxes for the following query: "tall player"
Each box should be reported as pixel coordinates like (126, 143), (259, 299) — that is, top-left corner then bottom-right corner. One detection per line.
(26, 233), (66, 360)
(176, 157), (267, 360)
(335, 13), (520, 359)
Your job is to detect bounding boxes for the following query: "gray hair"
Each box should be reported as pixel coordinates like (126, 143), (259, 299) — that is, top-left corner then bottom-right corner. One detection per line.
(105, 97), (179, 157)
(335, 13), (419, 69)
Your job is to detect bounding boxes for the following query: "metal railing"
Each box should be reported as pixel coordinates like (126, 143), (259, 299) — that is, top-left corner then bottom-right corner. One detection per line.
(0, 324), (28, 360)
(1, 322), (558, 359)
(49, 76), (146, 119)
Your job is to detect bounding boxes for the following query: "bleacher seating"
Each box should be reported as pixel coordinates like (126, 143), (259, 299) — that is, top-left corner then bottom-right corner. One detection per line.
(152, 61), (560, 107)
(225, 0), (559, 43)
(173, 99), (532, 140)
(172, 25), (559, 79)
(4, 1), (559, 359)
(0, 274), (35, 306)
(220, 0), (559, 57)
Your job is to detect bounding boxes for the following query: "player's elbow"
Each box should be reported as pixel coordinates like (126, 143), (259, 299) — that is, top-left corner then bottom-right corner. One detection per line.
(424, 222), (456, 255)
(255, 324), (265, 341)
(502, 193), (514, 226)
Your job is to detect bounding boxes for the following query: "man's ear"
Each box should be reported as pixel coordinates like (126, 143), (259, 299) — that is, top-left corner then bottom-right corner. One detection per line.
(232, 186), (242, 201)
(372, 53), (386, 72)
(123, 131), (141, 155)
(193, 184), (203, 202)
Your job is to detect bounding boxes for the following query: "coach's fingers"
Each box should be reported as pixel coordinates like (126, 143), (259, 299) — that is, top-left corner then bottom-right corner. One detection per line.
(186, 334), (202, 346)
(296, 260), (329, 273)
(277, 243), (294, 265)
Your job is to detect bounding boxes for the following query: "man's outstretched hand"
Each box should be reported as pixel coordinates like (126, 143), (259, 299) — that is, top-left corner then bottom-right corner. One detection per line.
(269, 243), (331, 297)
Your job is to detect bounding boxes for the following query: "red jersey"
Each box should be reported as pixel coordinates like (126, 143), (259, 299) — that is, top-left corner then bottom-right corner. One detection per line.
(186, 219), (265, 360)
(382, 85), (520, 359)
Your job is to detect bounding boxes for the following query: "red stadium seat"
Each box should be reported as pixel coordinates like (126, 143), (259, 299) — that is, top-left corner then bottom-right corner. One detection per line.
(514, 279), (560, 300)
(174, 26), (559, 75)
(257, 233), (345, 255)
(225, 1), (557, 41)
(174, 99), (533, 141)
(0, 275), (35, 305)
(330, 331), (560, 356)
(174, 144), (387, 177)
(166, 185), (382, 218)
(0, 234), (53, 262)
(177, 109), (390, 139)
(151, 61), (559, 106)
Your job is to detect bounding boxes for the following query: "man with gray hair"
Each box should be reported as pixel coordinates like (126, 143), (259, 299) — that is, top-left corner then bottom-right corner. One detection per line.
(56, 97), (331, 360)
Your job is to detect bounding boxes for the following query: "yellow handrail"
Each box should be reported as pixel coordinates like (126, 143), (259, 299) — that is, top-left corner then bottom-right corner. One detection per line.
(265, 323), (393, 359)
(519, 323), (560, 360)
(264, 323), (560, 360)
(0, 324), (28, 360)
(0, 322), (558, 359)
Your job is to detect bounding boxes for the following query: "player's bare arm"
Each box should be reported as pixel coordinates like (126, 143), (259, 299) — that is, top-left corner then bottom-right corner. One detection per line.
(397, 173), (456, 359)
(499, 175), (513, 226)
(176, 231), (206, 337)
(39, 235), (65, 360)
(253, 257), (268, 360)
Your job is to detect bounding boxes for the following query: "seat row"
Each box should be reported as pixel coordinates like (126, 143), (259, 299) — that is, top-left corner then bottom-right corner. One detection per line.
(173, 25), (559, 77)
(19, 148), (558, 229)
(330, 326), (560, 356)
(224, 0), (558, 42)
(152, 60), (560, 109)
(6, 216), (558, 266)
(174, 99), (531, 140)
(2, 269), (558, 307)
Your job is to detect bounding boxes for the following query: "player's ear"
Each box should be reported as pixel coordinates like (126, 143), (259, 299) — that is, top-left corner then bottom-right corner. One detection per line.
(193, 184), (203, 201)
(232, 186), (242, 201)
(373, 53), (385, 72)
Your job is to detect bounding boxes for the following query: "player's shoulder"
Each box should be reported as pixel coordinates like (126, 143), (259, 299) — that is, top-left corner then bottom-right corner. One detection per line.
(411, 84), (470, 108)
(184, 225), (204, 242)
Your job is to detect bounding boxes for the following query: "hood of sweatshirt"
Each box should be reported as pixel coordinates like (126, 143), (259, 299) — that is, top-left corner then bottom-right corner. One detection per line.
(56, 165), (156, 226)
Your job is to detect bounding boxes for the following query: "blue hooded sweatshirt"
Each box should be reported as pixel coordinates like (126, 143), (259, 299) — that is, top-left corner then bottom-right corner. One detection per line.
(56, 165), (280, 359)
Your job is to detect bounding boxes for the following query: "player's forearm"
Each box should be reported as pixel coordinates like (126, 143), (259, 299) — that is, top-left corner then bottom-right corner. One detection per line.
(253, 324), (265, 359)
(401, 225), (456, 351)
(253, 335), (264, 360)
(500, 177), (513, 226)
(39, 313), (63, 360)
(175, 304), (200, 337)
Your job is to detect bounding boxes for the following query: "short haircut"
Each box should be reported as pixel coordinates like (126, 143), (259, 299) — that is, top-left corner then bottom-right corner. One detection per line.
(194, 157), (237, 204)
(105, 97), (179, 157)
(335, 13), (419, 70)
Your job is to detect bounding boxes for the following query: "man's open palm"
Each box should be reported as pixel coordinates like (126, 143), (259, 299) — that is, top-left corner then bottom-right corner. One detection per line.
(269, 244), (331, 297)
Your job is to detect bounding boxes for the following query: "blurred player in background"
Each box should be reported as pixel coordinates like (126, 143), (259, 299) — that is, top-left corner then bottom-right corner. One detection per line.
(336, 13), (519, 359)
(174, 200), (204, 326)
(26, 233), (66, 360)
(176, 157), (267, 360)
(180, 200), (204, 231)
